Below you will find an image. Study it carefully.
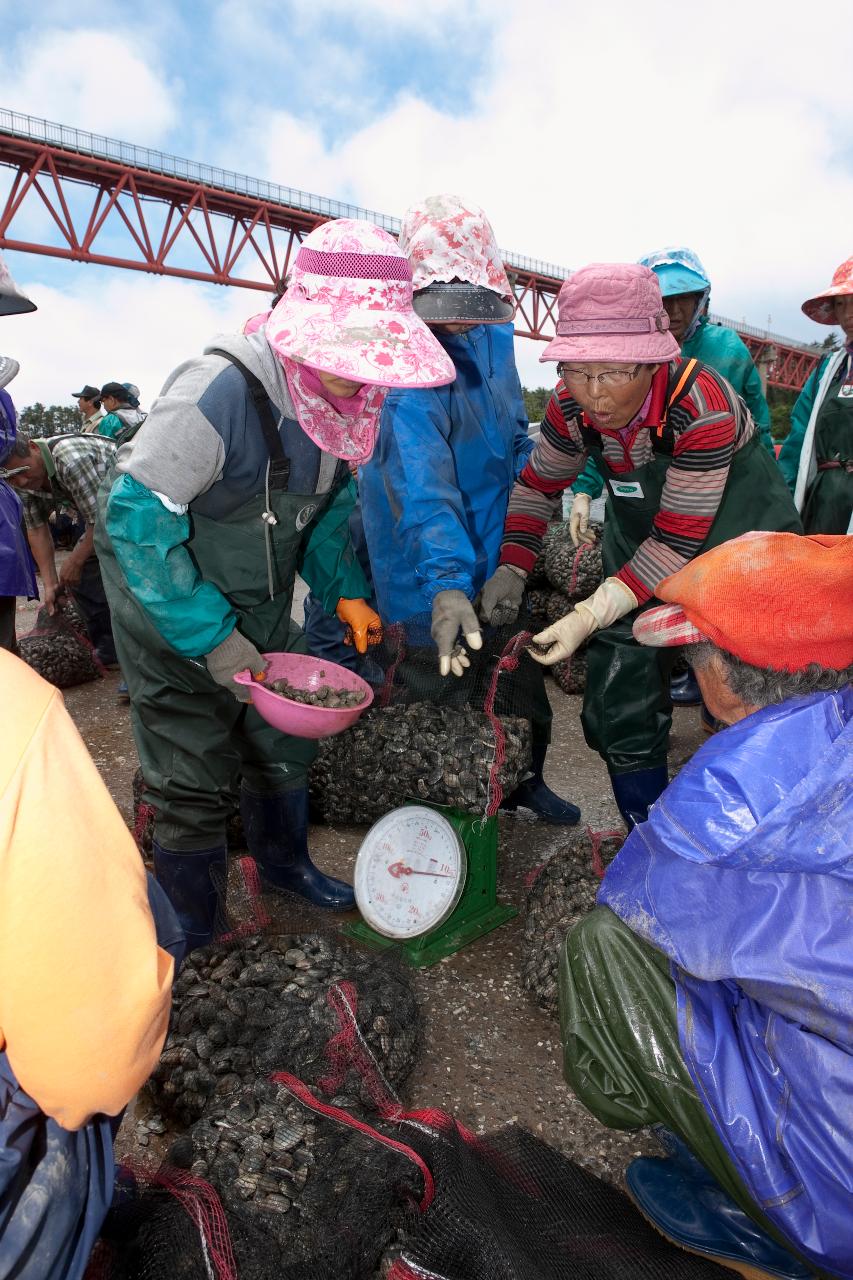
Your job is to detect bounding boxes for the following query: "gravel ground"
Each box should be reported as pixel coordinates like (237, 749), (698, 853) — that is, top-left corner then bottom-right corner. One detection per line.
(16, 580), (707, 1189)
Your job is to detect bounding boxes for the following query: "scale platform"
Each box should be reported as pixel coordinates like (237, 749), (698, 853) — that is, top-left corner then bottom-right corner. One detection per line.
(345, 803), (516, 967)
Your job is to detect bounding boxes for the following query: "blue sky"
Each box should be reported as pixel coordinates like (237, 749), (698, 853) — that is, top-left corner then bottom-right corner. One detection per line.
(0, 0), (849, 407)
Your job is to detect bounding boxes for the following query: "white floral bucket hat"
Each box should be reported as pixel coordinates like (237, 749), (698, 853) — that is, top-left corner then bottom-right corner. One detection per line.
(265, 219), (455, 388)
(400, 194), (515, 324)
(0, 253), (36, 317)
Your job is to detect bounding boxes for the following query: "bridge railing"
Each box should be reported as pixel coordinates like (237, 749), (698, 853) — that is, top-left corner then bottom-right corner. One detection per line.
(707, 310), (818, 353)
(0, 107), (571, 281)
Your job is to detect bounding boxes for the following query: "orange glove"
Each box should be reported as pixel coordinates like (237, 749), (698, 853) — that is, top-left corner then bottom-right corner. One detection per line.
(335, 598), (382, 654)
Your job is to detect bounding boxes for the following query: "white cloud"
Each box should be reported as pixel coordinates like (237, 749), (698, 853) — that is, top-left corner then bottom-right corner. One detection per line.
(0, 264), (264, 411)
(254, 0), (853, 345)
(0, 28), (178, 143)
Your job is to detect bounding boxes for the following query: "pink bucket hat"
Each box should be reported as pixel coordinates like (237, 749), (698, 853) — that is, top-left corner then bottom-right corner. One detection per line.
(400, 194), (514, 324)
(265, 219), (455, 389)
(801, 257), (853, 325)
(541, 263), (680, 365)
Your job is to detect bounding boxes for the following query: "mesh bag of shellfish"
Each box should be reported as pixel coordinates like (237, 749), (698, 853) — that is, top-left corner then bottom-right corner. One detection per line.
(521, 829), (624, 1017)
(145, 930), (420, 1127)
(542, 521), (604, 603)
(18, 596), (103, 688)
(386, 1117), (734, 1279)
(91, 1082), (423, 1280)
(309, 612), (550, 824)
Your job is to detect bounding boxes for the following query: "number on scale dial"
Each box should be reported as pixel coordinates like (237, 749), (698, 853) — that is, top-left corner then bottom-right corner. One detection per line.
(354, 806), (467, 939)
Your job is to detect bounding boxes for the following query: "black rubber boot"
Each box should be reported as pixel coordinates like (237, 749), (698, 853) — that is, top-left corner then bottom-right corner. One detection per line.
(610, 766), (669, 829)
(152, 842), (227, 953)
(240, 785), (355, 911)
(501, 743), (581, 825)
(670, 668), (702, 705)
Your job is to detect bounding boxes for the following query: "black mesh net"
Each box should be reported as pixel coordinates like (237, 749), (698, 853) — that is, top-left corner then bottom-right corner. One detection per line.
(90, 1086), (422, 1280)
(388, 1118), (733, 1279)
(518, 519), (606, 702)
(18, 595), (103, 687)
(522, 829), (625, 1016)
(308, 611), (550, 825)
(543, 522), (604, 602)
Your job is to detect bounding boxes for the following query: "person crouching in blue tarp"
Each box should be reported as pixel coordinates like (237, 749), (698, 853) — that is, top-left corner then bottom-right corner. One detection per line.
(558, 530), (853, 1280)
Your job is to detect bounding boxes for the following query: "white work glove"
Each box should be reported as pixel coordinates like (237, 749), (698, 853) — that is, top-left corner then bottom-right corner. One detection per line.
(569, 492), (597, 547)
(431, 589), (483, 677)
(206, 630), (267, 702)
(477, 564), (527, 626)
(528, 578), (638, 666)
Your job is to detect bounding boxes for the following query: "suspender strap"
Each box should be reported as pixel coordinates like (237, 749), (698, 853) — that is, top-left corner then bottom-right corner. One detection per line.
(209, 348), (291, 490)
(667, 357), (700, 409)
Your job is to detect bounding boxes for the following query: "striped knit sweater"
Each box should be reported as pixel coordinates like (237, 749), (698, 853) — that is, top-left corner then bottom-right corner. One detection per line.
(499, 361), (755, 604)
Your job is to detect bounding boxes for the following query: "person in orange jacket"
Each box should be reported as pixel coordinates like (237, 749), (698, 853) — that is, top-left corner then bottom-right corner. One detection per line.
(0, 648), (180, 1280)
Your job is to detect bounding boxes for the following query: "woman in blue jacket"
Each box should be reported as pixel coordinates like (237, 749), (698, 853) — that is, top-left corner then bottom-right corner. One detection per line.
(559, 531), (853, 1280)
(360, 195), (580, 823)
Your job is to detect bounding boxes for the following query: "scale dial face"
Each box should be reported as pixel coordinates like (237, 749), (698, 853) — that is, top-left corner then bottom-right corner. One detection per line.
(354, 806), (467, 940)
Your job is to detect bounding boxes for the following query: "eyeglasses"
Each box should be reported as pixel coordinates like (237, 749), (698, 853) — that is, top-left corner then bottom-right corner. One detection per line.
(557, 363), (642, 388)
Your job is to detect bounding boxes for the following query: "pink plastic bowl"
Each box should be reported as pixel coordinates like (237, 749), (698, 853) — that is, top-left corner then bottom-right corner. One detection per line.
(233, 652), (374, 739)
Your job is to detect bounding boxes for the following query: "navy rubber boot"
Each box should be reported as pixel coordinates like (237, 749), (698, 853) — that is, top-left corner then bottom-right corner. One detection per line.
(610, 766), (669, 829)
(152, 842), (227, 953)
(626, 1156), (812, 1279)
(670, 668), (702, 705)
(240, 785), (356, 911)
(501, 743), (581, 825)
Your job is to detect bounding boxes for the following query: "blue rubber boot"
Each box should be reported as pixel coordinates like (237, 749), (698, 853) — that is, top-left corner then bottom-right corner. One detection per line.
(670, 668), (702, 705)
(152, 842), (227, 953)
(610, 766), (669, 829)
(240, 785), (355, 911)
(501, 743), (581, 825)
(626, 1155), (813, 1279)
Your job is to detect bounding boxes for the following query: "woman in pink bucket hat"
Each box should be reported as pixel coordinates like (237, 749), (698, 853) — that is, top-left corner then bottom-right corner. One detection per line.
(479, 262), (801, 827)
(94, 219), (455, 946)
(778, 255), (853, 535)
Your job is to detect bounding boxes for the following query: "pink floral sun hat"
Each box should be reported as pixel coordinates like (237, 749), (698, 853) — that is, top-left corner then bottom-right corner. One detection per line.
(541, 263), (680, 365)
(265, 219), (455, 388)
(400, 194), (514, 324)
(801, 257), (853, 325)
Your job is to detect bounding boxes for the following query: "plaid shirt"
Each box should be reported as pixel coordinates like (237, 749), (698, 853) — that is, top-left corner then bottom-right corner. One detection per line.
(22, 434), (116, 530)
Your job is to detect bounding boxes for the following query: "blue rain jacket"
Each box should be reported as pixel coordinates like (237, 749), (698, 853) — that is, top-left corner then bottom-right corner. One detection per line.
(360, 322), (532, 622)
(0, 388), (37, 598)
(600, 687), (853, 1279)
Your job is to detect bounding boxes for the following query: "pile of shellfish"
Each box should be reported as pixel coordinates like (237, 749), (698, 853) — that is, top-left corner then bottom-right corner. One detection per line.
(308, 703), (532, 825)
(146, 932), (419, 1125)
(521, 829), (624, 1016)
(18, 599), (102, 688)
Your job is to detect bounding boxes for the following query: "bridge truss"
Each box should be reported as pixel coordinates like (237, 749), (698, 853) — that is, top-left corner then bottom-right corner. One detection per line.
(0, 111), (819, 392)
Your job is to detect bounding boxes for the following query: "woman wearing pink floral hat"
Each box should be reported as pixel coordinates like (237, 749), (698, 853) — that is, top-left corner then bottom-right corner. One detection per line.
(778, 256), (853, 534)
(479, 262), (801, 828)
(95, 219), (455, 948)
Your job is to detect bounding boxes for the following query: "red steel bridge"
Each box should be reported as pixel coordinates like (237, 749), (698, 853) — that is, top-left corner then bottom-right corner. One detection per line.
(0, 109), (822, 391)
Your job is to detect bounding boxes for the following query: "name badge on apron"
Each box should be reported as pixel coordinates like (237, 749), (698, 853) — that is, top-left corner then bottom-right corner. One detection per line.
(609, 479), (645, 499)
(838, 382), (853, 400)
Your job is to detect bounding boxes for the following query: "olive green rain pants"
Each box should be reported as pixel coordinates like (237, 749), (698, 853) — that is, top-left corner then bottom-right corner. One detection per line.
(558, 907), (815, 1267)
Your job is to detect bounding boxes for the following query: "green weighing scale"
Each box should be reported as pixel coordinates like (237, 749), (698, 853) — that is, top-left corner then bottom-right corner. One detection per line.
(345, 803), (516, 967)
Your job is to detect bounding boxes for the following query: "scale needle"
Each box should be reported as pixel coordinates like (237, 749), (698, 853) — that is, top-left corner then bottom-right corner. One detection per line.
(387, 860), (454, 879)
